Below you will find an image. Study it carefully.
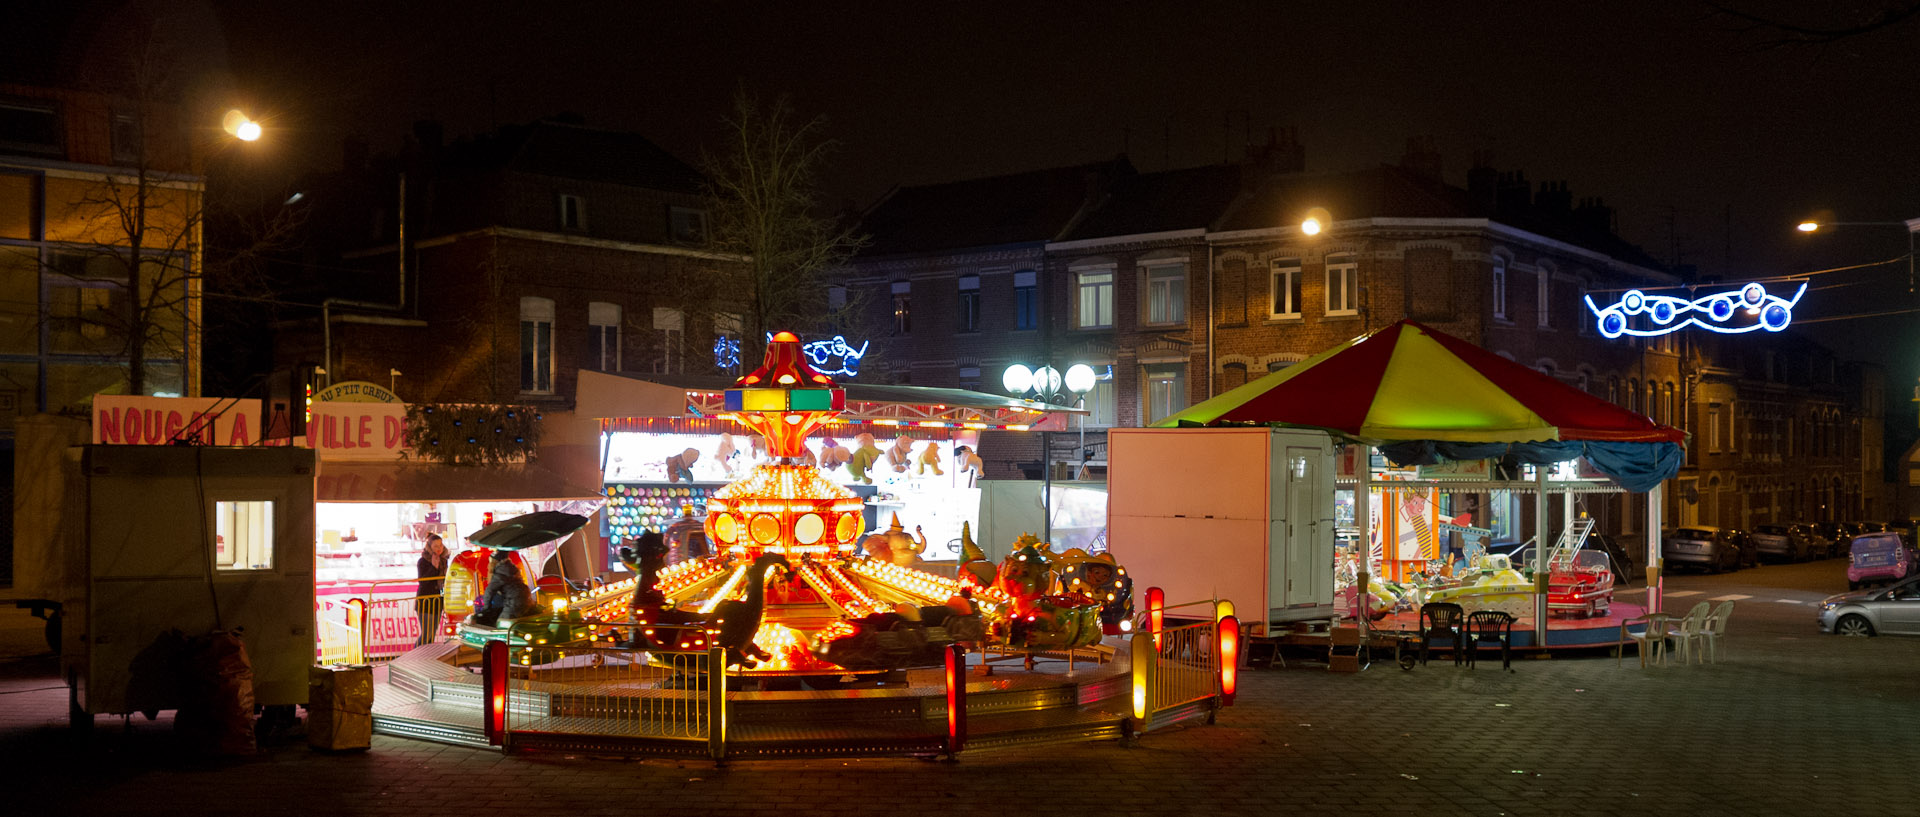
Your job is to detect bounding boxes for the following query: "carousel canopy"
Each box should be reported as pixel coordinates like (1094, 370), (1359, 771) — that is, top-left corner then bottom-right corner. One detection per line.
(1154, 320), (1685, 492)
(578, 369), (1082, 429)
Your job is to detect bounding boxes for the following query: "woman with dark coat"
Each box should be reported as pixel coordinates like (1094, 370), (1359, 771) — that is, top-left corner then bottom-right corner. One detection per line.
(415, 534), (449, 645)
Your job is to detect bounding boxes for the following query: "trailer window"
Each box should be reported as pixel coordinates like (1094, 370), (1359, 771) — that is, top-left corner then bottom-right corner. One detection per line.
(216, 500), (275, 571)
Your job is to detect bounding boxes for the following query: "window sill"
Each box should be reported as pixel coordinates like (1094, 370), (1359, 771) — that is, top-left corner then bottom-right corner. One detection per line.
(1264, 314), (1303, 324)
(1323, 312), (1361, 321)
(1073, 325), (1115, 332)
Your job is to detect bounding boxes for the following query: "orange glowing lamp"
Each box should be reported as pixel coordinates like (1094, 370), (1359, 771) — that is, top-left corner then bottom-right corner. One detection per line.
(1217, 614), (1239, 706)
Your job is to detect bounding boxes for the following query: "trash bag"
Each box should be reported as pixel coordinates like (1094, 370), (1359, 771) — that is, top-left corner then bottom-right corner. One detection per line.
(174, 629), (256, 756)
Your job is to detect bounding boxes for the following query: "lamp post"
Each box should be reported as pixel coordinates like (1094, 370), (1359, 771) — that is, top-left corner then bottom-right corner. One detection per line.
(1797, 218), (1920, 292)
(1003, 363), (1096, 543)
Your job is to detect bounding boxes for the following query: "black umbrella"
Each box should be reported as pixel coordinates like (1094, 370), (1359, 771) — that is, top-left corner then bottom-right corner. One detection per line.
(465, 511), (589, 551)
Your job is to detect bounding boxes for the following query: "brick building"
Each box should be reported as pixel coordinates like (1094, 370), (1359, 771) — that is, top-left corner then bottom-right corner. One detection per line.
(841, 137), (1886, 536)
(278, 118), (739, 409)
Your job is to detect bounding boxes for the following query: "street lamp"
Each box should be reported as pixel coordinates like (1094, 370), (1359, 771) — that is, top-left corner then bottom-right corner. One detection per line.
(1003, 362), (1097, 543)
(1796, 217), (1920, 291)
(1301, 206), (1333, 236)
(221, 109), (263, 142)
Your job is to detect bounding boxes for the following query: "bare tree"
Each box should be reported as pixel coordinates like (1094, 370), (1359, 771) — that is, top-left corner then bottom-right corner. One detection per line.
(682, 91), (868, 368)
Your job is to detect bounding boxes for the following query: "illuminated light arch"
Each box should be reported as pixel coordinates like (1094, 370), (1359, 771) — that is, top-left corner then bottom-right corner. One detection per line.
(1585, 282), (1806, 339)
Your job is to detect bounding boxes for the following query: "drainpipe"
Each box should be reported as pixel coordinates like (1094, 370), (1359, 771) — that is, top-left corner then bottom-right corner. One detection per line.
(1206, 242), (1214, 397)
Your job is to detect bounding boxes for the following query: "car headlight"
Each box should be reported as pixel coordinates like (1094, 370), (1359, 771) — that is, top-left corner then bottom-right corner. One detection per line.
(1820, 601), (1840, 611)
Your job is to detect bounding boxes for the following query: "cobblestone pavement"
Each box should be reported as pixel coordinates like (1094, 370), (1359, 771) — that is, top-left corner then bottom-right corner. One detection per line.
(3, 560), (1915, 817)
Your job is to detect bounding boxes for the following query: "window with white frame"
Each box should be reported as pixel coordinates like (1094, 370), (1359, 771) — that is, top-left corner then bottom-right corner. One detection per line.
(1074, 268), (1114, 328)
(215, 499), (275, 571)
(1325, 256), (1358, 315)
(1536, 270), (1551, 327)
(1144, 364), (1188, 425)
(958, 274), (981, 333)
(1144, 262), (1186, 324)
(1270, 258), (1302, 318)
(652, 307), (684, 374)
(519, 296), (554, 393)
(1013, 270), (1038, 330)
(587, 302), (621, 372)
(958, 366), (981, 392)
(558, 194), (587, 231)
(1492, 258), (1508, 319)
(1084, 370), (1117, 426)
(891, 281), (911, 335)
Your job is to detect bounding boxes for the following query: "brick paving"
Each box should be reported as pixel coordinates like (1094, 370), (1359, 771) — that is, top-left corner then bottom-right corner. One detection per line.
(3, 564), (1915, 817)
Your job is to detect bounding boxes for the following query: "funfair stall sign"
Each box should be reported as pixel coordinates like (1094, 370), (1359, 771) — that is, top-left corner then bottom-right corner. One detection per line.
(1584, 281), (1806, 339)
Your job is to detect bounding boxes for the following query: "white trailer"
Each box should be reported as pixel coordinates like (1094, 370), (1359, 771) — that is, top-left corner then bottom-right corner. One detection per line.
(1107, 427), (1338, 626)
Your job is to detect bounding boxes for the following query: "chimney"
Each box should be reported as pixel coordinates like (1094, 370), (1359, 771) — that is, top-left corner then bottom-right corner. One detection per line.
(1534, 180), (1572, 215)
(1574, 196), (1615, 235)
(1496, 170), (1531, 212)
(1399, 135), (1442, 182)
(1467, 150), (1497, 210)
(1246, 126), (1305, 176)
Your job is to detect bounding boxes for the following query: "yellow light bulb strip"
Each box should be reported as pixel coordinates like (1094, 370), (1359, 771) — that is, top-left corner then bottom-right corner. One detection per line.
(699, 564), (750, 615)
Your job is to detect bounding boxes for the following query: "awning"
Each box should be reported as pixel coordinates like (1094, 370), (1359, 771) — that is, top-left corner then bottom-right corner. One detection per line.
(316, 460), (605, 503)
(577, 369), (1082, 429)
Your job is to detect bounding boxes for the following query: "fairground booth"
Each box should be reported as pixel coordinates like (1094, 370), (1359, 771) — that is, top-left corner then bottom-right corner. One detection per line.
(1153, 320), (1685, 649)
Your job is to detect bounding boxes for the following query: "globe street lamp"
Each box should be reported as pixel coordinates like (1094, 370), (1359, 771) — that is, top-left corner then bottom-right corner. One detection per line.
(1003, 362), (1098, 543)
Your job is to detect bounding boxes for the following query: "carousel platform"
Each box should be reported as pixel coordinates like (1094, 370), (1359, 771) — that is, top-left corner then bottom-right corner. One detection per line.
(1359, 596), (1649, 651)
(369, 638), (1168, 759)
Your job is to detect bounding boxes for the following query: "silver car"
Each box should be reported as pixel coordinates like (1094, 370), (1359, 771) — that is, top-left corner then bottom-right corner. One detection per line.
(1818, 576), (1920, 636)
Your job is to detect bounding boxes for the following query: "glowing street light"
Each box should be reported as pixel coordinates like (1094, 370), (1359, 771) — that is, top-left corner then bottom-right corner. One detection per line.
(1796, 221), (1820, 232)
(222, 109), (263, 142)
(1301, 206), (1333, 236)
(1795, 216), (1920, 291)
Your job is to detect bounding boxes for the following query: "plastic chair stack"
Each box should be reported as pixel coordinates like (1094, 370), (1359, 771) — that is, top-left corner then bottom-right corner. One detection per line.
(1670, 601), (1713, 665)
(1701, 600), (1735, 663)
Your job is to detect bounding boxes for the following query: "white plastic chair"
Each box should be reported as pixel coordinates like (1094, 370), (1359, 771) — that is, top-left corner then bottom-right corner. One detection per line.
(1669, 601), (1712, 665)
(1619, 612), (1672, 668)
(1702, 600), (1734, 663)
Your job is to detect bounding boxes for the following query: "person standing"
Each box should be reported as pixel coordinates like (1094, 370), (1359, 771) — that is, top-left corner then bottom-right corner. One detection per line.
(415, 534), (449, 645)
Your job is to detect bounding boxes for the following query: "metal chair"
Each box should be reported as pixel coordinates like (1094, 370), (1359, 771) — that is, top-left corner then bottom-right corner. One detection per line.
(1417, 602), (1466, 666)
(1464, 610), (1516, 671)
(1619, 612), (1673, 668)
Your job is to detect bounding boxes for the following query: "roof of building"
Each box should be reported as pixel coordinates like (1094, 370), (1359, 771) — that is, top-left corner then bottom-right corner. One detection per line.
(1055, 162), (1245, 241)
(1220, 164), (1666, 270)
(857, 157), (1133, 256)
(441, 119), (706, 194)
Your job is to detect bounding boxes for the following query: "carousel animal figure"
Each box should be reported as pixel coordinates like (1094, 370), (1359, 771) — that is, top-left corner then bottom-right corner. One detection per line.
(953, 445), (984, 487)
(705, 553), (792, 668)
(818, 436), (852, 470)
(616, 531), (709, 648)
(1054, 549), (1134, 634)
(956, 522), (997, 588)
(861, 513), (928, 566)
(992, 537), (1103, 650)
(469, 548), (539, 627)
(846, 433), (882, 484)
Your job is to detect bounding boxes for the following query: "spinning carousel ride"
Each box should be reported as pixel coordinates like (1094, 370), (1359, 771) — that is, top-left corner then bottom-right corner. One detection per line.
(546, 331), (1129, 676)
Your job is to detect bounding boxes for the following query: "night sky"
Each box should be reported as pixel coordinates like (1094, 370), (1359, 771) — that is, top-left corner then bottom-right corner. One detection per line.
(191, 2), (1920, 431)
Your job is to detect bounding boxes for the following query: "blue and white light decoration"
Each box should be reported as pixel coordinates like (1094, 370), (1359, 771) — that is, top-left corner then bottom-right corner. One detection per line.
(785, 333), (869, 378)
(1584, 281), (1807, 339)
(712, 336), (742, 369)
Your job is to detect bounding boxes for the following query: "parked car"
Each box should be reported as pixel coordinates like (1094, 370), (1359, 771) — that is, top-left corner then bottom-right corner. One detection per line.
(1812, 522), (1853, 558)
(1847, 532), (1917, 590)
(1725, 527), (1759, 568)
(1751, 524), (1818, 563)
(1819, 574), (1920, 636)
(1662, 526), (1742, 573)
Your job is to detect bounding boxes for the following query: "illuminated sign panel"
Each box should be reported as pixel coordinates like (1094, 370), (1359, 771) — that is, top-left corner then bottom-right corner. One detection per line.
(1584, 282), (1805, 339)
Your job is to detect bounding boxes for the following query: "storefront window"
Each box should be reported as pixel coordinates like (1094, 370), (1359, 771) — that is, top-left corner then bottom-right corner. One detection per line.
(215, 500), (275, 571)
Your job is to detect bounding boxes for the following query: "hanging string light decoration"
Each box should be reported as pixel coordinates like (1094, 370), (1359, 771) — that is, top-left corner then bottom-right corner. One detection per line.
(405, 404), (542, 465)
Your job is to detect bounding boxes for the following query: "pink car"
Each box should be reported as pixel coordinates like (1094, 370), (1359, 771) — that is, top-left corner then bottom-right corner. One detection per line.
(1847, 532), (1915, 590)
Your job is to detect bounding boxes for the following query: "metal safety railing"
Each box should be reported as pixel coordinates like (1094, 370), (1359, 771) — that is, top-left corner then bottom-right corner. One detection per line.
(359, 593), (443, 663)
(1129, 589), (1238, 732)
(315, 598), (364, 665)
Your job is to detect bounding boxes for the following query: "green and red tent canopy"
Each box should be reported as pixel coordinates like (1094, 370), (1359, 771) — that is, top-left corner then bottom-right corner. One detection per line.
(1155, 320), (1685, 491)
